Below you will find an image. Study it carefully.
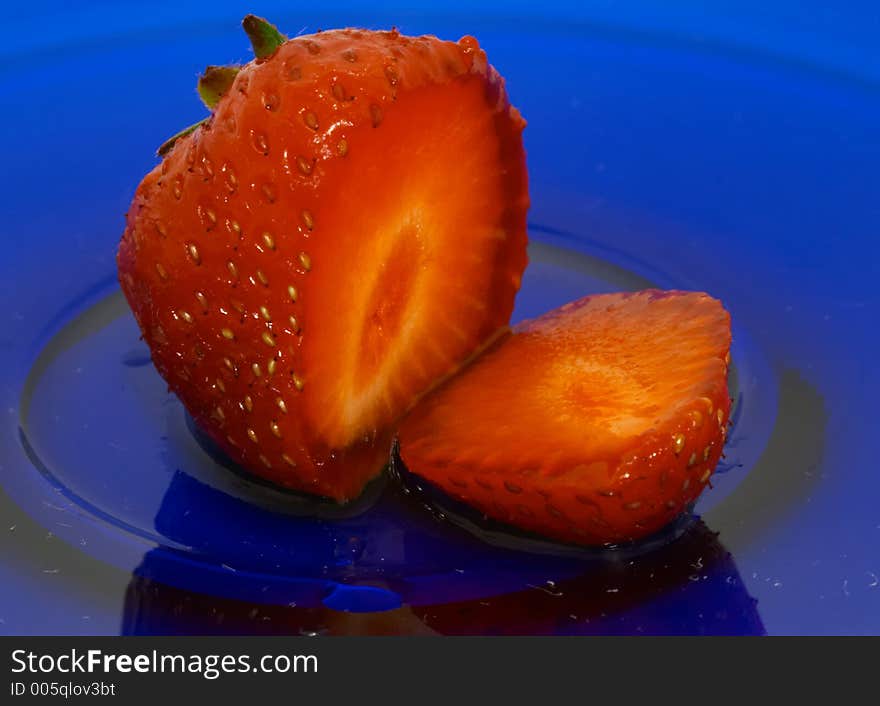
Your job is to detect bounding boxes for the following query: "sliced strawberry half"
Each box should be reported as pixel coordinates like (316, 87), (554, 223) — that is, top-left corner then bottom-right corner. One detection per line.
(398, 290), (732, 545)
(117, 19), (529, 501)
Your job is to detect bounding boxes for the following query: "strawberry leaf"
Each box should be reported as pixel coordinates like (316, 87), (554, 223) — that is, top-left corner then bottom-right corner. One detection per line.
(198, 65), (241, 109)
(242, 15), (287, 59)
(157, 119), (207, 156)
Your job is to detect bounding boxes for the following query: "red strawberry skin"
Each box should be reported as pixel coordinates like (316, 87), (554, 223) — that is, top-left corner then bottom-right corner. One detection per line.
(398, 291), (732, 545)
(118, 28), (529, 501)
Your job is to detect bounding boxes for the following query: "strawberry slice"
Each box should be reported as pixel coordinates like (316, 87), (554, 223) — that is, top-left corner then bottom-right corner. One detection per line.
(117, 18), (529, 501)
(398, 291), (732, 545)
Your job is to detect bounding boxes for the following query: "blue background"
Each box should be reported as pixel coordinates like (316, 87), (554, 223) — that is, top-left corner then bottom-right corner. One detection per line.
(1, 2), (878, 635)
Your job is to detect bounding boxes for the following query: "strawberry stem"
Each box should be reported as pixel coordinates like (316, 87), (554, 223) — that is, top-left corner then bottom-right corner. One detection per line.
(198, 65), (241, 109)
(242, 14), (287, 59)
(157, 119), (207, 156)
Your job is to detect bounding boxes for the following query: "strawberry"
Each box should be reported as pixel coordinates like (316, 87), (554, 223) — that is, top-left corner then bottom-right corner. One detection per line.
(117, 16), (529, 501)
(398, 290), (732, 546)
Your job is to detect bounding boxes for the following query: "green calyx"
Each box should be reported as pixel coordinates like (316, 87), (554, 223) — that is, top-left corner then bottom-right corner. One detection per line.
(156, 62), (237, 156)
(156, 15), (287, 157)
(242, 14), (287, 59)
(198, 64), (241, 109)
(157, 119), (206, 156)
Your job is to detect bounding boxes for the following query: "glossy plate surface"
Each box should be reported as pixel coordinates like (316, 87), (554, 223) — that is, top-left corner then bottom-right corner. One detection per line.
(1, 3), (878, 635)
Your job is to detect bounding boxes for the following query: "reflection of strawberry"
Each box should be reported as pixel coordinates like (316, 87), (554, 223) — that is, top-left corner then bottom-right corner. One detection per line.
(399, 291), (731, 545)
(122, 521), (762, 635)
(414, 521), (763, 635)
(124, 575), (439, 636)
(117, 17), (529, 501)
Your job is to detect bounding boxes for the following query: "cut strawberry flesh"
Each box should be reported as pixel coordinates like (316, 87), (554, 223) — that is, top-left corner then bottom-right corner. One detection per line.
(302, 77), (528, 447)
(398, 290), (732, 545)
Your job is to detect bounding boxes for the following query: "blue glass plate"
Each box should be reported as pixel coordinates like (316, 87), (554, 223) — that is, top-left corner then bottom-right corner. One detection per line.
(1, 3), (878, 635)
